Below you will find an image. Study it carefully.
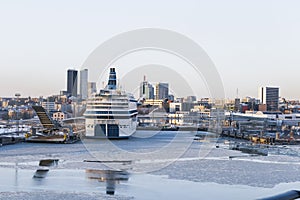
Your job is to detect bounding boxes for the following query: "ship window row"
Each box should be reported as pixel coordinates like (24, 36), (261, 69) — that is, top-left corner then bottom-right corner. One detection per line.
(85, 110), (138, 115)
(98, 92), (128, 96)
(88, 99), (128, 102)
(116, 98), (129, 101)
(87, 124), (130, 129)
(99, 95), (128, 98)
(87, 100), (128, 104)
(93, 96), (128, 99)
(85, 115), (137, 119)
(129, 99), (138, 102)
(88, 102), (128, 105)
(86, 124), (130, 129)
(91, 97), (128, 100)
(87, 106), (128, 109)
(86, 104), (128, 107)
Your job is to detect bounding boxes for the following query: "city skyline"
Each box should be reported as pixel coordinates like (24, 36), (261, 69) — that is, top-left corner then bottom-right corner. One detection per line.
(1, 1), (300, 99)
(0, 66), (294, 102)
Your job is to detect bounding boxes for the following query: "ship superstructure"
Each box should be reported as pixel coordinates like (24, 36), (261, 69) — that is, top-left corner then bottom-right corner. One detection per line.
(84, 68), (137, 138)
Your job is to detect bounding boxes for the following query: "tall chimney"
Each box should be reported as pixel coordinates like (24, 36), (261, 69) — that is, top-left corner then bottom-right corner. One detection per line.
(107, 68), (117, 90)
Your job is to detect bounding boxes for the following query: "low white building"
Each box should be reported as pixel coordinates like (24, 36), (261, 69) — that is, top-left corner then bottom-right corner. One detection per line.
(191, 105), (210, 118)
(143, 99), (164, 108)
(168, 113), (184, 125)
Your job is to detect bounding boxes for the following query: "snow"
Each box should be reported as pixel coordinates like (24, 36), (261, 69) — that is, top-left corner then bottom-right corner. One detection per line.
(0, 191), (132, 200)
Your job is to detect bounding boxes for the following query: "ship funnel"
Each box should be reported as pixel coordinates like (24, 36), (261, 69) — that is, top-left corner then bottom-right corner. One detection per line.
(107, 68), (117, 90)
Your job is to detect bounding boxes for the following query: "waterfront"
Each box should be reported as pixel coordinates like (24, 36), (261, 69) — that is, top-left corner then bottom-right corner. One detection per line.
(1, 131), (300, 199)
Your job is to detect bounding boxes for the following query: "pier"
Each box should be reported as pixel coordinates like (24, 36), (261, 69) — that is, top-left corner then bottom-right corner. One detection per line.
(221, 126), (300, 145)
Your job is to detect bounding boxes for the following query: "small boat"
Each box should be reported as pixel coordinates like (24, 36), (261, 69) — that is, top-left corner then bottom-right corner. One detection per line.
(161, 124), (179, 131)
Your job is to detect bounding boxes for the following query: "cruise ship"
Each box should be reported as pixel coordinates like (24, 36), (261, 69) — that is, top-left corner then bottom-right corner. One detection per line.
(84, 68), (138, 139)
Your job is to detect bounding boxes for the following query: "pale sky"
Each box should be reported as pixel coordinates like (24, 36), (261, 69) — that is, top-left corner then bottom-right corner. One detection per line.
(0, 0), (300, 99)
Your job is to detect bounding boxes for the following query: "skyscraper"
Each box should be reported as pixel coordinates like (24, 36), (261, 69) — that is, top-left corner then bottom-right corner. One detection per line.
(156, 83), (169, 100)
(140, 76), (154, 99)
(258, 86), (279, 111)
(67, 69), (78, 97)
(88, 82), (97, 97)
(80, 69), (88, 99)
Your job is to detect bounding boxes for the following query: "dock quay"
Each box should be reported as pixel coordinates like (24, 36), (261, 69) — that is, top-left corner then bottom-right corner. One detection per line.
(137, 125), (208, 131)
(221, 127), (300, 145)
(25, 106), (84, 144)
(0, 134), (24, 146)
(229, 143), (268, 156)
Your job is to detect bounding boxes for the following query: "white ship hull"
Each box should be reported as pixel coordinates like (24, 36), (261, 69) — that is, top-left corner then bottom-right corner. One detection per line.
(85, 118), (137, 139)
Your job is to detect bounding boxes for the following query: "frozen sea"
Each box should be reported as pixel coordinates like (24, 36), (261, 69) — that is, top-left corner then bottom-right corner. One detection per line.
(1, 131), (300, 200)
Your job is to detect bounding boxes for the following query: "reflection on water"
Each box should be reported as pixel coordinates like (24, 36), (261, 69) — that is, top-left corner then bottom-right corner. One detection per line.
(0, 159), (131, 196)
(1, 165), (300, 199)
(33, 159), (59, 179)
(33, 169), (49, 178)
(86, 169), (129, 195)
(39, 159), (59, 167)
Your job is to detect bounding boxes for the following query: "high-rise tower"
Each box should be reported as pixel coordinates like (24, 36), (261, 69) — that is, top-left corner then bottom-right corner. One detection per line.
(140, 75), (154, 99)
(80, 69), (88, 99)
(67, 69), (78, 97)
(258, 86), (279, 111)
(155, 83), (169, 100)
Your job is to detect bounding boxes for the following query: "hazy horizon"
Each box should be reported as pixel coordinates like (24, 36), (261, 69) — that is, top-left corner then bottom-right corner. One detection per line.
(1, 0), (300, 99)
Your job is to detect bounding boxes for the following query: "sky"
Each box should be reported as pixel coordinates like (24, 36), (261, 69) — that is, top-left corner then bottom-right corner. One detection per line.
(0, 0), (300, 99)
